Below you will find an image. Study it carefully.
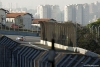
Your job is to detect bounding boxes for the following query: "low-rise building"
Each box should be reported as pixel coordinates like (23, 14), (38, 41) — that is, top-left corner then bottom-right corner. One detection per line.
(6, 13), (26, 23)
(6, 13), (33, 30)
(0, 8), (8, 25)
(32, 18), (56, 31)
(15, 13), (33, 30)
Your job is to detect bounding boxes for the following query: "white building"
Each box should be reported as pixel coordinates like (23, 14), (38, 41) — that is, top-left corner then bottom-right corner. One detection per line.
(36, 5), (52, 19)
(32, 18), (56, 31)
(34, 5), (41, 18)
(89, 3), (96, 14)
(6, 13), (26, 23)
(35, 5), (63, 21)
(51, 5), (61, 21)
(89, 1), (100, 23)
(6, 13), (32, 30)
(15, 13), (32, 30)
(82, 4), (89, 26)
(0, 1), (2, 8)
(64, 5), (73, 22)
(40, 5), (48, 18)
(8, 8), (26, 13)
(64, 4), (90, 26)
(75, 4), (83, 25)
(0, 8), (8, 25)
(36, 5), (47, 18)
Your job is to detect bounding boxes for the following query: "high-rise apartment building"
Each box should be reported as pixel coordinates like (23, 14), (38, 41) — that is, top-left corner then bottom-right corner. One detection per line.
(36, 5), (52, 19)
(51, 5), (61, 21)
(75, 4), (83, 25)
(64, 5), (76, 23)
(82, 4), (89, 26)
(35, 5), (62, 21)
(64, 4), (90, 26)
(89, 3), (96, 13)
(94, 1), (100, 18)
(72, 5), (76, 23)
(0, 1), (2, 8)
(39, 5), (44, 18)
(34, 5), (41, 18)
(64, 5), (73, 22)
(88, 1), (100, 23)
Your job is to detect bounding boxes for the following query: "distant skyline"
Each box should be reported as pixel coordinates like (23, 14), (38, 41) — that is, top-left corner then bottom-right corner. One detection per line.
(1, 0), (100, 9)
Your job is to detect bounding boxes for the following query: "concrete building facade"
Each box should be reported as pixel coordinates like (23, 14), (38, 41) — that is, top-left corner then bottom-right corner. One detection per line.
(82, 4), (89, 26)
(0, 8), (8, 25)
(51, 5), (61, 21)
(75, 4), (83, 25)
(35, 5), (63, 21)
(64, 5), (76, 23)
(6, 12), (32, 30)
(36, 5), (52, 19)
(64, 5), (73, 22)
(64, 4), (89, 25)
(15, 13), (32, 30)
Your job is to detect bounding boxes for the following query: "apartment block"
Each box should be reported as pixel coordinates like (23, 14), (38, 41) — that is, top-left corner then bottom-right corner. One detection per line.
(64, 5), (73, 22)
(75, 4), (83, 24)
(82, 4), (89, 26)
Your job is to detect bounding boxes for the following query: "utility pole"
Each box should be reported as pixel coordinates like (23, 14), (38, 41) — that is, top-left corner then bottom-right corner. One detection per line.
(48, 38), (55, 67)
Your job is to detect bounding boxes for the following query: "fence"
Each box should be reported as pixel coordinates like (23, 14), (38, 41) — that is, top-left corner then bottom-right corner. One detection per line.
(0, 25), (40, 36)
(40, 21), (77, 47)
(0, 30), (39, 36)
(0, 25), (39, 33)
(40, 21), (100, 54)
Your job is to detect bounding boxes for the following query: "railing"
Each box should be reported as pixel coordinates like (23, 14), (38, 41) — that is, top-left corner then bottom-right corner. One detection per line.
(0, 25), (40, 36)
(0, 25), (40, 33)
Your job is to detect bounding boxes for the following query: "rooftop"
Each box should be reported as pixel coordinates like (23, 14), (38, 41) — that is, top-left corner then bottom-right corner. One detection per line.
(32, 18), (56, 24)
(6, 13), (26, 18)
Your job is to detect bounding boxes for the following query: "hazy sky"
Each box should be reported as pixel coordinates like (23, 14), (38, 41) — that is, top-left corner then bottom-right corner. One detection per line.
(1, 0), (100, 9)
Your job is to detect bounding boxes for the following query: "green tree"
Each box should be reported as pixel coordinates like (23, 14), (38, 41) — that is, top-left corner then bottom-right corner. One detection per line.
(87, 18), (100, 27)
(77, 25), (100, 54)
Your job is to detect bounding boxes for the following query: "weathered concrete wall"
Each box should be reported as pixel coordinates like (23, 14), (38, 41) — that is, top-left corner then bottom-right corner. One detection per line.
(40, 39), (99, 57)
(40, 22), (77, 47)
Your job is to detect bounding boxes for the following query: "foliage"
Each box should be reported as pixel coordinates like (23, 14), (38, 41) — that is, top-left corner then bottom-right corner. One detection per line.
(77, 25), (100, 54)
(87, 18), (100, 27)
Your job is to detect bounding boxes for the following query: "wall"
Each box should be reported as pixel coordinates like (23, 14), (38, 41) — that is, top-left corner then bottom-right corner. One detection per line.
(6, 18), (15, 23)
(39, 22), (99, 57)
(15, 16), (23, 27)
(22, 14), (32, 30)
(0, 30), (38, 36)
(40, 22), (76, 47)
(5, 22), (12, 27)
(31, 24), (40, 31)
(40, 39), (99, 57)
(0, 10), (6, 24)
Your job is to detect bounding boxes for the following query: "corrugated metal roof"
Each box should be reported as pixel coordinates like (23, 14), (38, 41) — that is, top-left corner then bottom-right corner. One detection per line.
(0, 36), (100, 67)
